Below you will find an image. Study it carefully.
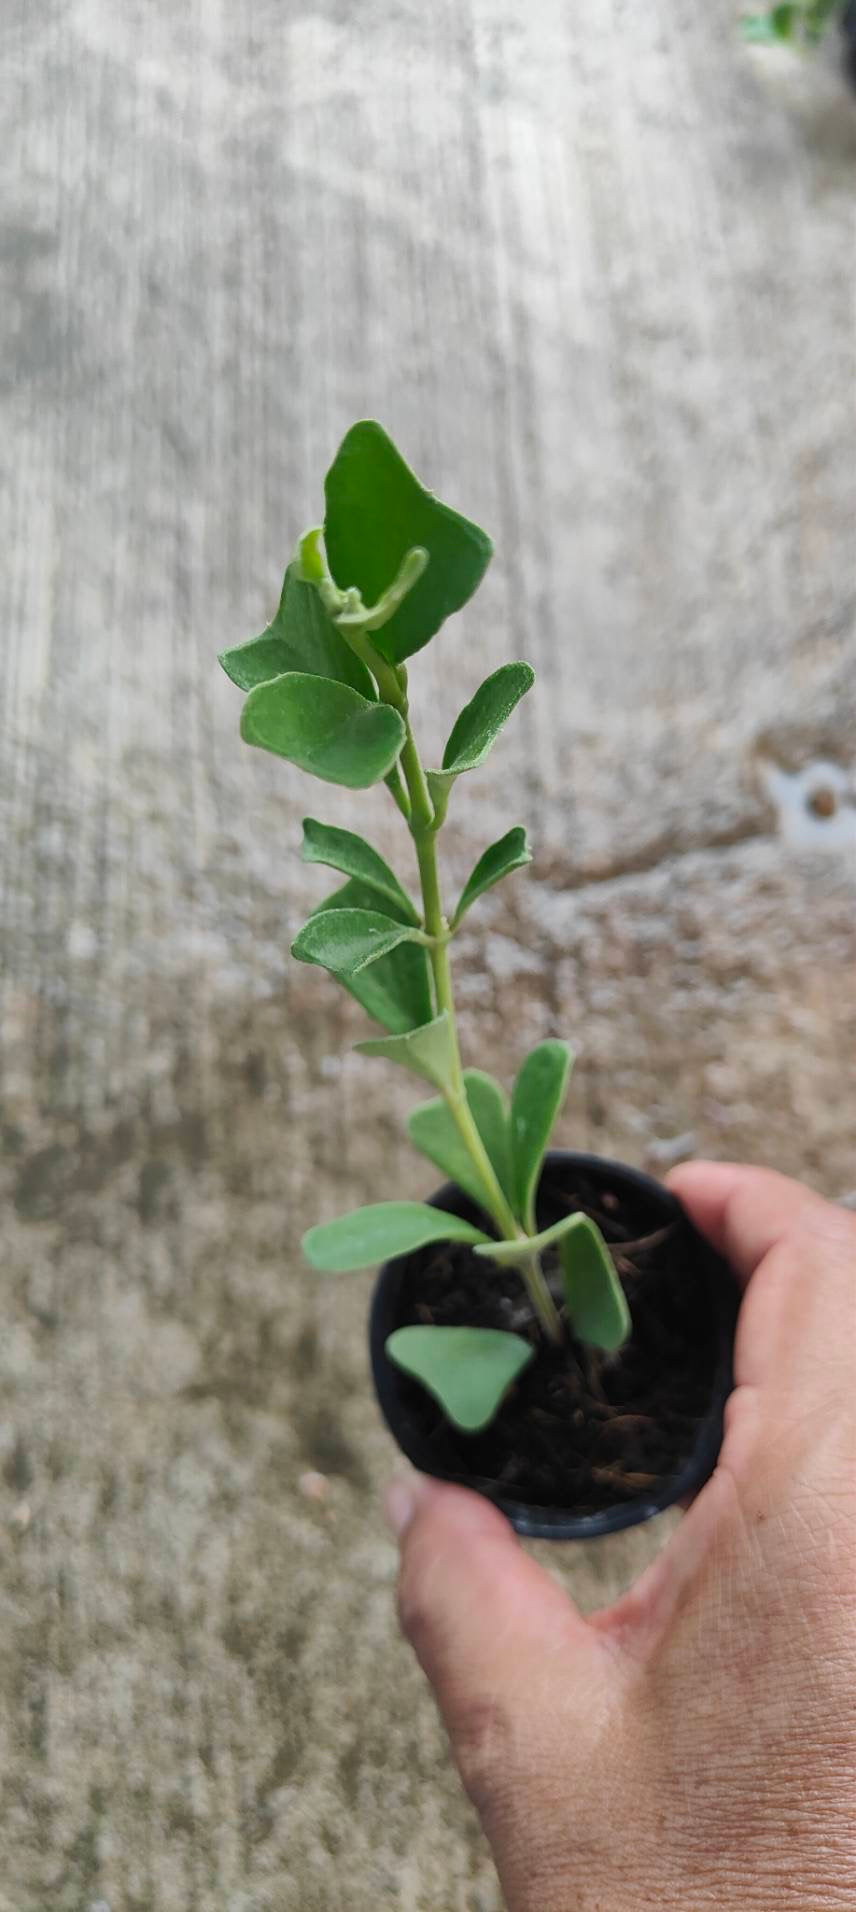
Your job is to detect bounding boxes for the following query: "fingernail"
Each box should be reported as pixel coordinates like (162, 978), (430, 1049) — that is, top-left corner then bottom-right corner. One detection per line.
(383, 1478), (418, 1537)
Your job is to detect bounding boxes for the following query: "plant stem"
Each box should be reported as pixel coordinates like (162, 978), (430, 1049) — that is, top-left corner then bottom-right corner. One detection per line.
(319, 580), (564, 1341)
(394, 687), (562, 1343)
(521, 1253), (563, 1343)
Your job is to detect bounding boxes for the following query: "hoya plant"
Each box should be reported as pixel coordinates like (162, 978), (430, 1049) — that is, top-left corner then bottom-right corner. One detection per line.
(219, 422), (630, 1436)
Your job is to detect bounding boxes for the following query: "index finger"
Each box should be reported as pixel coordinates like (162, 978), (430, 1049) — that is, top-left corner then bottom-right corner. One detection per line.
(665, 1160), (834, 1290)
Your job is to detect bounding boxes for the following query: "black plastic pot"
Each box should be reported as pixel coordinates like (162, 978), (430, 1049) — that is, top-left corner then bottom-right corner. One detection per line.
(370, 1150), (738, 1542)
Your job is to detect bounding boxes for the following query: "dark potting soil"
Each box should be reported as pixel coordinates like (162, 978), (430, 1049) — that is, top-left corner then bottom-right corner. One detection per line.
(391, 1170), (723, 1515)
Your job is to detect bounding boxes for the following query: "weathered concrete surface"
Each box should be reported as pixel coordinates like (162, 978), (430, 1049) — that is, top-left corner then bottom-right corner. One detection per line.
(1, 2), (855, 1905)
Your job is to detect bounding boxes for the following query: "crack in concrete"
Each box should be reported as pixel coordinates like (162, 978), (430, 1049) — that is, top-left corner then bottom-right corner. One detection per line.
(540, 814), (773, 896)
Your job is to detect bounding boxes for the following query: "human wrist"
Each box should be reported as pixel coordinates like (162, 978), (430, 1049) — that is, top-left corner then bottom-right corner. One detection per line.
(504, 1811), (856, 1912)
(519, 1862), (856, 1912)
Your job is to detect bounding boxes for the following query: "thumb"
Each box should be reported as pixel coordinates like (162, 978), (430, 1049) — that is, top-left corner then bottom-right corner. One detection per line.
(596, 1162), (856, 1658)
(385, 1475), (602, 1809)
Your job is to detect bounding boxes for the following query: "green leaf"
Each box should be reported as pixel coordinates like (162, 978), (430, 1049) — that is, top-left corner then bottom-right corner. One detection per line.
(385, 1326), (534, 1433)
(804, 0), (839, 41)
(741, 4), (796, 38)
(407, 1069), (513, 1208)
(309, 880), (431, 1032)
(292, 906), (422, 979)
(559, 1215), (631, 1354)
(407, 1098), (486, 1206)
(740, 11), (780, 38)
(323, 420), (493, 665)
(303, 1202), (491, 1272)
(240, 673), (405, 789)
(464, 1071), (514, 1203)
(510, 1040), (574, 1230)
(451, 827), (532, 927)
(427, 663), (534, 813)
(219, 563), (376, 698)
(340, 944), (432, 1033)
(309, 879), (410, 925)
(771, 1), (799, 32)
(473, 1208), (593, 1265)
(407, 1090), (486, 1207)
(443, 662), (535, 771)
(301, 817), (418, 924)
(356, 1011), (457, 1092)
(296, 526), (326, 586)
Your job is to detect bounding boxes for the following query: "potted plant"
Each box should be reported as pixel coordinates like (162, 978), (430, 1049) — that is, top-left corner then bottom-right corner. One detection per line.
(219, 421), (737, 1541)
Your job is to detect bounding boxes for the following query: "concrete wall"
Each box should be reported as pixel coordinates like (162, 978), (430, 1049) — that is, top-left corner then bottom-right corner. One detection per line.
(2, 3), (854, 1904)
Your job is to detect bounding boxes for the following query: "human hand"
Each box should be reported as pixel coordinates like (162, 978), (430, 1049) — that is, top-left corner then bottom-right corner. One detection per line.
(385, 1164), (856, 1911)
